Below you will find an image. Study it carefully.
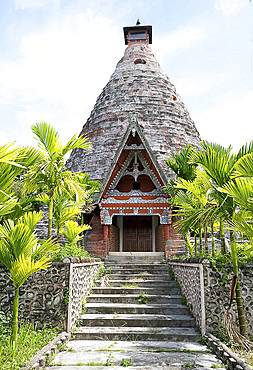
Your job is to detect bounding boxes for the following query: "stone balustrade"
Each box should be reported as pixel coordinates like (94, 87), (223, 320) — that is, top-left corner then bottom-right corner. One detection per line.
(0, 258), (101, 331)
(169, 259), (253, 335)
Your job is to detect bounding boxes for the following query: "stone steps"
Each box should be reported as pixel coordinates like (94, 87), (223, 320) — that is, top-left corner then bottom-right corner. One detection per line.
(79, 313), (196, 328)
(104, 273), (172, 280)
(73, 326), (199, 341)
(96, 279), (177, 287)
(88, 293), (182, 304)
(85, 302), (190, 315)
(48, 259), (223, 369)
(49, 340), (221, 369)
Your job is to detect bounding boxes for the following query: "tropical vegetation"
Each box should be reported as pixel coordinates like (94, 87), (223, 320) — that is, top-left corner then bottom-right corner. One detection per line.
(166, 141), (253, 340)
(0, 122), (99, 353)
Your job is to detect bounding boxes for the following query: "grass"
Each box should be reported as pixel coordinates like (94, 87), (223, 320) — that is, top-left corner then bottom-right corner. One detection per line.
(122, 284), (138, 289)
(0, 314), (58, 370)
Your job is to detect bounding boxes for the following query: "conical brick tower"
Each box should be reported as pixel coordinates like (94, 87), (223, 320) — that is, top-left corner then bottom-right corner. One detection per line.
(68, 21), (201, 258)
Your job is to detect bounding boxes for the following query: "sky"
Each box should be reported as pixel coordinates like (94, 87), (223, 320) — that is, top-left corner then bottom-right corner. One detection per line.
(0, 0), (252, 154)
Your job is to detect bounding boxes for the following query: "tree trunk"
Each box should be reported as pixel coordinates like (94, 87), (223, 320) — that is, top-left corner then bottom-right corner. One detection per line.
(48, 193), (54, 239)
(211, 222), (215, 256)
(204, 225), (208, 253)
(220, 217), (226, 254)
(12, 286), (19, 349)
(199, 225), (203, 255)
(230, 230), (247, 336)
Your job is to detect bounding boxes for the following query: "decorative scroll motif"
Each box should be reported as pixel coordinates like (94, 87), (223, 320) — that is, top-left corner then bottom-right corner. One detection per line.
(106, 189), (165, 197)
(129, 111), (138, 124)
(160, 209), (170, 224)
(124, 144), (144, 150)
(108, 150), (162, 191)
(101, 208), (170, 225)
(101, 196), (168, 205)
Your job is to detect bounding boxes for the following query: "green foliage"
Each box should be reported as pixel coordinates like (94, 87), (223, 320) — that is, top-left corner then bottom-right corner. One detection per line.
(105, 353), (115, 366)
(136, 292), (148, 305)
(0, 318), (57, 370)
(212, 321), (230, 344)
(0, 211), (58, 348)
(61, 220), (91, 246)
(51, 242), (90, 262)
(121, 358), (133, 367)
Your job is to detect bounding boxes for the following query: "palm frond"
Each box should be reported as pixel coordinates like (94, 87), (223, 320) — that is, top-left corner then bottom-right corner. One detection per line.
(10, 254), (51, 288)
(62, 220), (90, 245)
(233, 153), (253, 178)
(31, 122), (63, 156)
(220, 178), (253, 212)
(62, 134), (92, 155)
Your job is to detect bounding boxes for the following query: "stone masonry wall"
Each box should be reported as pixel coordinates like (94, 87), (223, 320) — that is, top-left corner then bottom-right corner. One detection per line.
(169, 259), (253, 335)
(0, 259), (101, 331)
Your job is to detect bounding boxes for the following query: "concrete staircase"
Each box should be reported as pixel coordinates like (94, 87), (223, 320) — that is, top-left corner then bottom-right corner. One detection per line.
(48, 256), (222, 369)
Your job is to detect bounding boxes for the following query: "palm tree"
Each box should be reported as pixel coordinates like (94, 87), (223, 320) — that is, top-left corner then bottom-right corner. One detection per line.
(0, 144), (40, 219)
(192, 142), (253, 337)
(173, 170), (215, 255)
(24, 122), (92, 238)
(0, 211), (58, 348)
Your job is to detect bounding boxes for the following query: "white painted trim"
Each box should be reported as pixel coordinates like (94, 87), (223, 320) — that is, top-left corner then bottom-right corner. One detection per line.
(117, 216), (123, 252)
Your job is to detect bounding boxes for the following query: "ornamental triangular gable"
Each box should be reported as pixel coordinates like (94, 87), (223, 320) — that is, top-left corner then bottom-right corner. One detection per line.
(98, 113), (171, 226)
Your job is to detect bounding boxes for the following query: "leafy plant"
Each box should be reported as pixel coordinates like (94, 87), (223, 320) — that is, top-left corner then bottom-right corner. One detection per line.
(136, 292), (147, 305)
(51, 242), (90, 262)
(0, 211), (58, 348)
(121, 358), (133, 367)
(0, 321), (58, 370)
(105, 353), (115, 366)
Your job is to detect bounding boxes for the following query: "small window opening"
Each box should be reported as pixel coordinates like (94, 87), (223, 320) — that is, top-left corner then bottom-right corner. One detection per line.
(133, 182), (141, 190)
(134, 58), (146, 65)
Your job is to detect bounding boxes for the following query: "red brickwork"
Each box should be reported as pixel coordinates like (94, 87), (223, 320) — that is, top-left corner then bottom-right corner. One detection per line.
(165, 219), (185, 258)
(155, 225), (165, 252)
(109, 225), (120, 252)
(86, 214), (107, 258)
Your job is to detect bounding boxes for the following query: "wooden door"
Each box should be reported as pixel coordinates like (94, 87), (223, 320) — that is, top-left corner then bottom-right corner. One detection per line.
(123, 216), (152, 252)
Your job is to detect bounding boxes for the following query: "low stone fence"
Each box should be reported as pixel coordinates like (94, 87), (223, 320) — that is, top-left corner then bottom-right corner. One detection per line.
(0, 258), (101, 331)
(169, 259), (253, 336)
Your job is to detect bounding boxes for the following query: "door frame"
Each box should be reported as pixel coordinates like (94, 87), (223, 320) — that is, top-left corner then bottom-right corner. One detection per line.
(117, 215), (158, 252)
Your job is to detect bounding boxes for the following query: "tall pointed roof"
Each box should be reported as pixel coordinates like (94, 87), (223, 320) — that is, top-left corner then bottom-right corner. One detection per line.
(67, 23), (201, 184)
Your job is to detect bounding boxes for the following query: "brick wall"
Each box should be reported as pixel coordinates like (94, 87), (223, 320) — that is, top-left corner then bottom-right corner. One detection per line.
(84, 214), (107, 258)
(109, 225), (120, 252)
(155, 225), (165, 252)
(165, 220), (185, 258)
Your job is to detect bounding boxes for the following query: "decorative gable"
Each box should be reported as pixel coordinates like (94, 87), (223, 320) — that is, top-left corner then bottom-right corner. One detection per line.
(99, 113), (171, 225)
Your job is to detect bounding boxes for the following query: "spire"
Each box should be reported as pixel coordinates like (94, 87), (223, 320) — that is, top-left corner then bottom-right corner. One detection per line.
(123, 21), (152, 45)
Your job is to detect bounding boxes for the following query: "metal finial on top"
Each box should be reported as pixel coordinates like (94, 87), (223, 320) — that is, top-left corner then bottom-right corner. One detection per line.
(136, 19), (141, 25)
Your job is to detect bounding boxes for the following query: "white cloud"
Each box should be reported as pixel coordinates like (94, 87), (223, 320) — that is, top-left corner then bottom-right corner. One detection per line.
(153, 23), (209, 61)
(0, 10), (124, 145)
(214, 0), (248, 16)
(193, 90), (253, 152)
(175, 73), (228, 98)
(14, 0), (60, 11)
(0, 130), (12, 145)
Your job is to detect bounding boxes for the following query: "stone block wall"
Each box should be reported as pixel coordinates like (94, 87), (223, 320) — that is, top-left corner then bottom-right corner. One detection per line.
(0, 259), (101, 331)
(169, 259), (253, 335)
